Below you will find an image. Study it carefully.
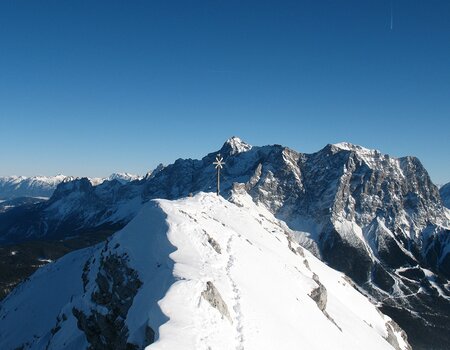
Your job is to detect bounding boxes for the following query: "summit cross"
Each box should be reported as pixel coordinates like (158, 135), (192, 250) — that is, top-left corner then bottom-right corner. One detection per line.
(213, 154), (225, 196)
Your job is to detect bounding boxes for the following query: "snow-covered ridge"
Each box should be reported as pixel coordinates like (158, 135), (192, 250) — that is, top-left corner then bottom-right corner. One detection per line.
(331, 142), (389, 170)
(333, 142), (378, 154)
(0, 192), (410, 350)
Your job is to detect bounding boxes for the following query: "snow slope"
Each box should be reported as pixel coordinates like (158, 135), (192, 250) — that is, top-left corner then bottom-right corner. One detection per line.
(0, 192), (409, 350)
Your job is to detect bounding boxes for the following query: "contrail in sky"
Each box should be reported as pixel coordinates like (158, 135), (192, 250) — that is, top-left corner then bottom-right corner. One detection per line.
(390, 1), (394, 30)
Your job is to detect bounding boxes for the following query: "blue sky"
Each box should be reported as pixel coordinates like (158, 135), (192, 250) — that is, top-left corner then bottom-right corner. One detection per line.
(0, 1), (449, 183)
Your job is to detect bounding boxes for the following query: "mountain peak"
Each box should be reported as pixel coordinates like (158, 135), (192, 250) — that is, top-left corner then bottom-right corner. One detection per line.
(221, 136), (252, 155)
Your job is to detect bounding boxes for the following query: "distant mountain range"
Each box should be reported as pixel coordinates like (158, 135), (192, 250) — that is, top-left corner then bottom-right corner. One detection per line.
(0, 173), (142, 200)
(0, 137), (448, 349)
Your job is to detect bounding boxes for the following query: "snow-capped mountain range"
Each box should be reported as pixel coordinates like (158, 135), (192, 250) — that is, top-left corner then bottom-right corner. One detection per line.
(0, 173), (142, 200)
(0, 192), (410, 350)
(0, 137), (448, 349)
(0, 174), (68, 200)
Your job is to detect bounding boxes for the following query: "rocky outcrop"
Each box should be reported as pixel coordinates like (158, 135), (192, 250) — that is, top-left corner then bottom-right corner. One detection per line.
(308, 273), (341, 331)
(73, 253), (145, 350)
(201, 281), (232, 323)
(309, 274), (327, 312)
(204, 231), (222, 254)
(385, 320), (412, 350)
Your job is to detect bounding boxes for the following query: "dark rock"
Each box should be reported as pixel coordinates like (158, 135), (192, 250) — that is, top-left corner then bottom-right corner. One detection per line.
(73, 254), (145, 350)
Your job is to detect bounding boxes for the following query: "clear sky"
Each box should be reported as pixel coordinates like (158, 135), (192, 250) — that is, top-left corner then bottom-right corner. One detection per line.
(0, 0), (449, 184)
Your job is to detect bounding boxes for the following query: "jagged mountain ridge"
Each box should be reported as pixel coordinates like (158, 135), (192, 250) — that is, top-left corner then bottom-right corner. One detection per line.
(4, 138), (447, 274)
(0, 192), (410, 350)
(0, 173), (142, 200)
(0, 137), (448, 349)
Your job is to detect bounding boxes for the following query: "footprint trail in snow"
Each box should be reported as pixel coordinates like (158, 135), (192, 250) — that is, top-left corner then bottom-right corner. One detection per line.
(226, 233), (245, 350)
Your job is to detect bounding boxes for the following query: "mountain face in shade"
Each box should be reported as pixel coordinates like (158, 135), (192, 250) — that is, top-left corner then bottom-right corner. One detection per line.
(440, 182), (450, 208)
(0, 137), (448, 349)
(0, 192), (411, 350)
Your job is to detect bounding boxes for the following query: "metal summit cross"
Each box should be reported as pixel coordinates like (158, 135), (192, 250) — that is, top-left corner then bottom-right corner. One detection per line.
(213, 154), (225, 196)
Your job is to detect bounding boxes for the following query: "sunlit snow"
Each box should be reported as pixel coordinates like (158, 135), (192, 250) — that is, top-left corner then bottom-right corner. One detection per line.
(0, 192), (408, 350)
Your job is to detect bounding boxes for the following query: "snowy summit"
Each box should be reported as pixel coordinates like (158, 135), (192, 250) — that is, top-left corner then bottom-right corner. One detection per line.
(223, 136), (252, 155)
(0, 191), (409, 350)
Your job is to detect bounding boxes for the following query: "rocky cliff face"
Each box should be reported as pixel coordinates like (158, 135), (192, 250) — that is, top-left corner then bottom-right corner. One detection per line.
(239, 141), (450, 349)
(0, 137), (448, 349)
